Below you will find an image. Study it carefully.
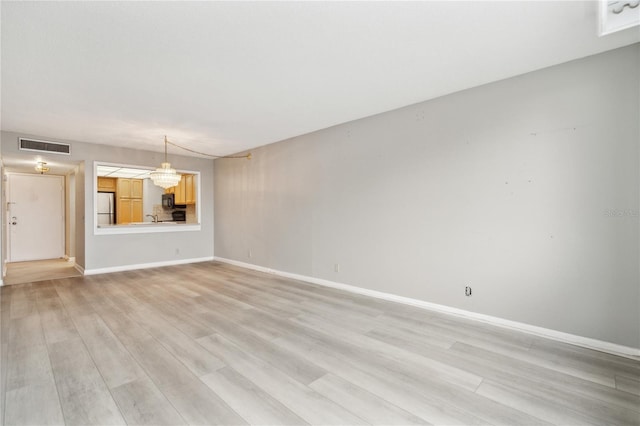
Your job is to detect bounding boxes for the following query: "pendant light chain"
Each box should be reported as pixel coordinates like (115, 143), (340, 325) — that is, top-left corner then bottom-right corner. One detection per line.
(165, 138), (251, 159)
(150, 135), (248, 189)
(164, 135), (169, 163)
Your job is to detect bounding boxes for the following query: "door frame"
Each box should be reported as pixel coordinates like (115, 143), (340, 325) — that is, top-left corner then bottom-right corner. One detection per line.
(6, 172), (65, 263)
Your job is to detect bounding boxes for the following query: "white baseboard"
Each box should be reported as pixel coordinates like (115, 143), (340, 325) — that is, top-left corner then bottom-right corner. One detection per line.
(84, 256), (214, 276)
(213, 257), (640, 359)
(64, 256), (76, 263)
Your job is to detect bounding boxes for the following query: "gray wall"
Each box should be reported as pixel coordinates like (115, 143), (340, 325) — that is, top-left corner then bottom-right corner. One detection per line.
(215, 44), (640, 349)
(0, 143), (4, 279)
(64, 171), (76, 259)
(75, 161), (86, 268)
(1, 131), (214, 271)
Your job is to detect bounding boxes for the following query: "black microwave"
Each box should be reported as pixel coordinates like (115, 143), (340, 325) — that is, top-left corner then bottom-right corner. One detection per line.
(162, 193), (174, 208)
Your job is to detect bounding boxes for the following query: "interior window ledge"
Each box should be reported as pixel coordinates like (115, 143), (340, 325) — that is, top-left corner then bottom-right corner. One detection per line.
(94, 224), (202, 235)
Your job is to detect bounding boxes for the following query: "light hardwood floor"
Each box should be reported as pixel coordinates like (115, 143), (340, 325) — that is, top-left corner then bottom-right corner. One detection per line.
(4, 259), (81, 286)
(1, 261), (638, 425)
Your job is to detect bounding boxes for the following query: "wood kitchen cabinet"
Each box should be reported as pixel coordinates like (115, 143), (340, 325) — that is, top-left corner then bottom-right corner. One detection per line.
(185, 174), (195, 204)
(116, 178), (143, 224)
(97, 177), (117, 192)
(131, 198), (143, 221)
(117, 198), (132, 224)
(131, 179), (143, 198)
(117, 178), (131, 198)
(174, 177), (186, 204)
(165, 174), (196, 205)
(117, 178), (143, 199)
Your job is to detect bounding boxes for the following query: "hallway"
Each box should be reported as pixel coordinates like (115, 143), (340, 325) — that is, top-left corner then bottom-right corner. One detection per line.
(4, 259), (81, 286)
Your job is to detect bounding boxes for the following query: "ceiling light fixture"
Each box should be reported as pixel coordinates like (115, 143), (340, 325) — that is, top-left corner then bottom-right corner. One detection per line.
(150, 136), (182, 189)
(35, 161), (50, 174)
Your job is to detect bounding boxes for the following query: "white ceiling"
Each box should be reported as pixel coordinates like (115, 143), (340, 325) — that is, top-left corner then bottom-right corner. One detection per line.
(1, 1), (639, 158)
(97, 165), (152, 179)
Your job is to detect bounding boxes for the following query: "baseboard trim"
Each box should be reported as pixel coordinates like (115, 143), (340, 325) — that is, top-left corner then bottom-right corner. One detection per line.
(213, 257), (640, 359)
(84, 256), (214, 276)
(74, 263), (85, 275)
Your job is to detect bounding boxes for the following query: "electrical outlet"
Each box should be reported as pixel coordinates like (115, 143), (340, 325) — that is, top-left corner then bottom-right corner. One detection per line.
(334, 263), (340, 272)
(465, 286), (472, 296)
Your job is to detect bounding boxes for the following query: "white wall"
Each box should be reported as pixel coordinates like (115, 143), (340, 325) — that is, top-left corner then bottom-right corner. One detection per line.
(142, 178), (164, 219)
(214, 44), (640, 349)
(1, 132), (215, 272)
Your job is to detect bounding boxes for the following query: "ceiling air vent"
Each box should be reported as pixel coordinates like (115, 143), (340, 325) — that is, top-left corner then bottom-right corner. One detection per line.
(18, 138), (71, 155)
(600, 1), (640, 35)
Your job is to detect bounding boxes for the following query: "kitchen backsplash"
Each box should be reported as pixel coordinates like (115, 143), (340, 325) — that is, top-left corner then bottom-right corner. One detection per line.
(153, 203), (197, 224)
(153, 204), (172, 221)
(186, 204), (196, 223)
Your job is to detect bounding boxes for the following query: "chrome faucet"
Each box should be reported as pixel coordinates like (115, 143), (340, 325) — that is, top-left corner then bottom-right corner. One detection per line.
(146, 214), (159, 223)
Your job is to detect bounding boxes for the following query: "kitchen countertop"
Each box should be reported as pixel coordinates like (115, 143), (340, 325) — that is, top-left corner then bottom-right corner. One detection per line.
(97, 221), (193, 228)
(95, 221), (201, 235)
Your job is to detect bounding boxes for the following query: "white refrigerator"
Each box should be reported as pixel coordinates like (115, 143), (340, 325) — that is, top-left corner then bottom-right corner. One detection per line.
(97, 192), (115, 225)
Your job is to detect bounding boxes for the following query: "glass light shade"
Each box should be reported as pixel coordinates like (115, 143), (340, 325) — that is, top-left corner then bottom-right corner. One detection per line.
(35, 162), (49, 174)
(150, 162), (181, 189)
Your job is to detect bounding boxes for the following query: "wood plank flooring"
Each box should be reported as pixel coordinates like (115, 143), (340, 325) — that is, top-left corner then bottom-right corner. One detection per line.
(1, 261), (638, 425)
(4, 259), (81, 286)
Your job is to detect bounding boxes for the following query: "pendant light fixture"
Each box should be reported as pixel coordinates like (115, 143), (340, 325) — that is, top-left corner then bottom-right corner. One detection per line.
(150, 136), (182, 189)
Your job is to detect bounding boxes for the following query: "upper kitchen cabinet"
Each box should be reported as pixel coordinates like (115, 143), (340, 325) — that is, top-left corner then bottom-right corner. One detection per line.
(166, 174), (196, 205)
(117, 178), (131, 198)
(132, 179), (143, 198)
(185, 174), (195, 204)
(117, 178), (143, 199)
(97, 177), (117, 192)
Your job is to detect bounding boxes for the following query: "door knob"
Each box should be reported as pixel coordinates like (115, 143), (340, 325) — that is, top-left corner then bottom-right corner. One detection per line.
(11, 222), (17, 225)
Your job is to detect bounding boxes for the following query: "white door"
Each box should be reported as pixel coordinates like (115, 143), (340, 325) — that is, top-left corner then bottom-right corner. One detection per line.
(7, 174), (65, 262)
